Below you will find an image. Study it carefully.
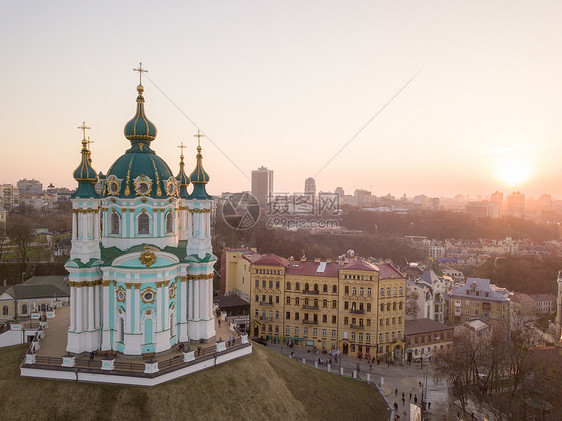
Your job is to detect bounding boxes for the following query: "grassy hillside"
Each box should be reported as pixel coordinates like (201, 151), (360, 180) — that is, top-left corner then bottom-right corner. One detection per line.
(0, 343), (388, 421)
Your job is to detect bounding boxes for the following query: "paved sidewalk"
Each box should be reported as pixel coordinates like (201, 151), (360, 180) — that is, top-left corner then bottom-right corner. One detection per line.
(266, 342), (449, 420)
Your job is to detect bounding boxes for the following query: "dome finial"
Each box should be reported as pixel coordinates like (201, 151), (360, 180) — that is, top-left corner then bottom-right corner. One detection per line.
(133, 62), (148, 86)
(189, 134), (211, 200)
(72, 122), (99, 199)
(124, 62), (157, 147)
(176, 141), (190, 198)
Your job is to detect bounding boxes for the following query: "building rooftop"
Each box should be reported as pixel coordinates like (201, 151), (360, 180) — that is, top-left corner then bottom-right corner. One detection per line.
(451, 277), (509, 302)
(252, 253), (290, 267)
(1, 284), (69, 300)
(378, 263), (404, 280)
(285, 260), (339, 277)
(510, 292), (535, 303)
(214, 295), (250, 309)
(405, 318), (453, 336)
(341, 259), (379, 272)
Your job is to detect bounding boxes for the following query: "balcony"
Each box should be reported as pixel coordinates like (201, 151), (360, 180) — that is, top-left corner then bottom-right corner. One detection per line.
(302, 290), (320, 296)
(259, 316), (273, 321)
(260, 302), (274, 307)
(350, 309), (364, 314)
(303, 319), (318, 325)
(350, 324), (364, 330)
(302, 305), (319, 310)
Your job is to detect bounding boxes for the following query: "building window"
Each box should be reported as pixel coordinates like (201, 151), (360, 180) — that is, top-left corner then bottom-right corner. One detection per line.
(286, 325), (290, 334)
(262, 280), (266, 288)
(344, 286), (349, 294)
(269, 280), (273, 289)
(367, 303), (371, 312)
(323, 299), (327, 308)
(138, 213), (150, 234)
(344, 301), (349, 310)
(332, 330), (336, 337)
(322, 315), (327, 323)
(367, 319), (371, 327)
(313, 328), (318, 336)
(295, 297), (300, 305)
(295, 282), (300, 291)
(387, 288), (390, 296)
(359, 287), (364, 295)
(255, 295), (258, 302)
(332, 300), (337, 308)
(165, 212), (174, 233)
(286, 296), (291, 304)
(304, 327), (308, 336)
(399, 286), (403, 295)
(393, 302), (397, 310)
(380, 304), (384, 312)
(276, 281), (280, 289)
(254, 309), (258, 317)
(380, 319), (383, 326)
(366, 333), (370, 341)
(255, 279), (259, 288)
(286, 282), (291, 290)
(351, 332), (356, 340)
(344, 317), (348, 325)
(399, 302), (403, 310)
(332, 315), (336, 323)
(111, 212), (120, 234)
(286, 312), (290, 319)
(323, 284), (328, 293)
(276, 296), (279, 304)
(332, 285), (337, 293)
(314, 284), (319, 292)
(295, 327), (299, 335)
(21, 304), (28, 315)
(295, 312), (300, 321)
(367, 288), (371, 296)
(352, 287), (357, 295)
(380, 288), (384, 296)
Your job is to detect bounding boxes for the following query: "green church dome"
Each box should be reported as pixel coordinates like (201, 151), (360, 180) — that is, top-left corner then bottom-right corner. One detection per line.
(104, 83), (178, 199)
(189, 145), (212, 200)
(124, 85), (157, 143)
(72, 138), (100, 199)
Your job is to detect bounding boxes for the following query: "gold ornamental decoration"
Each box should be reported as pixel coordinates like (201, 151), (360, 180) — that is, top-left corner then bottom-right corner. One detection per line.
(139, 244), (157, 268)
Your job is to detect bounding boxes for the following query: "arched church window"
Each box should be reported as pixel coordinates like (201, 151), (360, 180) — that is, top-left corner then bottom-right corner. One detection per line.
(138, 214), (150, 234)
(111, 212), (120, 234)
(2, 305), (8, 315)
(21, 304), (28, 315)
(166, 212), (174, 233)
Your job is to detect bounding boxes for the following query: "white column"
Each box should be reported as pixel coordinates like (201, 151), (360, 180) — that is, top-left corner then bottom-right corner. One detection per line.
(125, 284), (132, 333)
(69, 285), (76, 331)
(156, 283), (162, 331)
(188, 279), (194, 320)
(180, 279), (187, 323)
(208, 278), (213, 319)
(134, 286), (141, 333)
(203, 279), (209, 319)
(88, 286), (94, 330)
(164, 282), (170, 329)
(193, 280), (200, 320)
(102, 283), (110, 328)
(72, 212), (77, 240)
(76, 287), (83, 331)
(94, 283), (101, 329)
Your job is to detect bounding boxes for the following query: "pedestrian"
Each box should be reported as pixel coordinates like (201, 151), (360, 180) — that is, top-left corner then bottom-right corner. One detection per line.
(395, 388), (398, 396)
(402, 398), (405, 406)
(394, 402), (398, 411)
(402, 392), (405, 399)
(218, 319), (221, 327)
(428, 402), (431, 410)
(409, 392), (412, 400)
(357, 362), (360, 372)
(414, 395), (417, 404)
(369, 363), (372, 371)
(89, 351), (94, 364)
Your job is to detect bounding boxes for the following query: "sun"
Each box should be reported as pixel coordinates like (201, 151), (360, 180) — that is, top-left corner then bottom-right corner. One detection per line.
(494, 157), (533, 187)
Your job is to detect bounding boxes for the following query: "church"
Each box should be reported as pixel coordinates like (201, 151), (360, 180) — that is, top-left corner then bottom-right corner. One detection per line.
(66, 66), (216, 356)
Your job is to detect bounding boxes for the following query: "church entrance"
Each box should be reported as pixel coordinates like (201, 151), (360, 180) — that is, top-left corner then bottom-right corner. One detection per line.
(342, 343), (349, 355)
(142, 318), (154, 354)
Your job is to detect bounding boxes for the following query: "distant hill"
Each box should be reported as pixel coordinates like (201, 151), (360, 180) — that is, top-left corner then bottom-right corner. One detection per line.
(473, 255), (562, 295)
(0, 343), (388, 421)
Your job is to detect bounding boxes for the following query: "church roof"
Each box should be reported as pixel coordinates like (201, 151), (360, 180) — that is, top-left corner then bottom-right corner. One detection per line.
(253, 254), (290, 267)
(123, 84), (157, 143)
(188, 144), (212, 200)
(71, 130), (100, 199)
(418, 268), (440, 285)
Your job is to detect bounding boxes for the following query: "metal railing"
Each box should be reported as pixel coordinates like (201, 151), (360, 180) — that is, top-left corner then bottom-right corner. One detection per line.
(350, 309), (365, 314)
(302, 290), (320, 295)
(303, 320), (318, 325)
(24, 338), (245, 374)
(302, 305), (319, 310)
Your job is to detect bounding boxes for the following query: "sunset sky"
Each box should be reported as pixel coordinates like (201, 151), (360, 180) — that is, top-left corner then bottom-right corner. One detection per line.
(1, 1), (561, 198)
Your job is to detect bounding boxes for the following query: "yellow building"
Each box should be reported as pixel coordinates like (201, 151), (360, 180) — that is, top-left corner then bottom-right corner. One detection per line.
(0, 279), (69, 321)
(219, 248), (259, 301)
(510, 292), (536, 320)
(245, 253), (406, 360)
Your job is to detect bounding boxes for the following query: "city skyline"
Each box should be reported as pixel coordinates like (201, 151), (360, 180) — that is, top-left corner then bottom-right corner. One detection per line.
(2, 2), (561, 198)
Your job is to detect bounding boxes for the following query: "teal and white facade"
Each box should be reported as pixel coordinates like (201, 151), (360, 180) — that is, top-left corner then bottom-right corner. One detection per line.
(66, 80), (216, 356)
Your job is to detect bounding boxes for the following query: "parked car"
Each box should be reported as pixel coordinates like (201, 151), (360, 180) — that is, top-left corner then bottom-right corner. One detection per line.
(253, 337), (267, 346)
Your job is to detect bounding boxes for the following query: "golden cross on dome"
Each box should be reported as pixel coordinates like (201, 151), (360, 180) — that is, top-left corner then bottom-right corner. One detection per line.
(86, 136), (95, 151)
(133, 62), (148, 85)
(77, 121), (91, 141)
(193, 130), (205, 147)
(177, 141), (187, 157)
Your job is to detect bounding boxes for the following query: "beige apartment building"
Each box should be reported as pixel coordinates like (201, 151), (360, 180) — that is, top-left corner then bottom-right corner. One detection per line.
(449, 278), (510, 331)
(222, 250), (407, 360)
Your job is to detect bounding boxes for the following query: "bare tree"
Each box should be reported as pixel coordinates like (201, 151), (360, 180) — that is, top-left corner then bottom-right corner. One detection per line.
(0, 224), (8, 262)
(6, 215), (34, 280)
(405, 289), (419, 318)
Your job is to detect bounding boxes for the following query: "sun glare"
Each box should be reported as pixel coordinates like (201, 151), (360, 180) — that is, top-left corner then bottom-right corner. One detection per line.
(494, 158), (533, 187)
